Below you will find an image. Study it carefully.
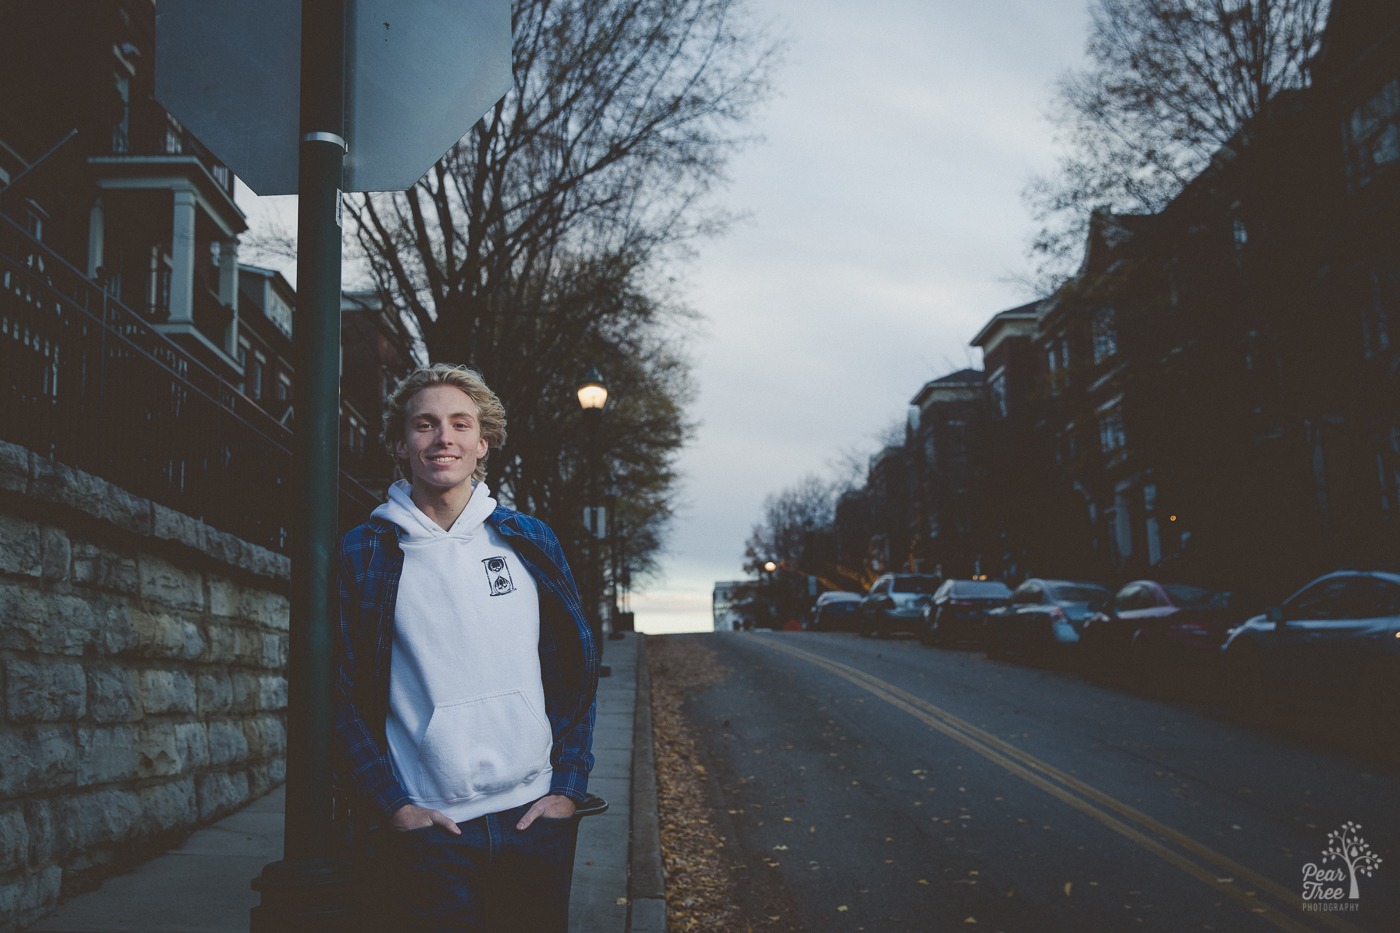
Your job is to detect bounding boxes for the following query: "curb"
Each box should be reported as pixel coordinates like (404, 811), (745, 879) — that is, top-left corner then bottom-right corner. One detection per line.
(627, 635), (666, 933)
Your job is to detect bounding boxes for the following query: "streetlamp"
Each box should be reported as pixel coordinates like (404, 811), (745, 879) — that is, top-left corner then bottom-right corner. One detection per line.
(577, 368), (608, 667)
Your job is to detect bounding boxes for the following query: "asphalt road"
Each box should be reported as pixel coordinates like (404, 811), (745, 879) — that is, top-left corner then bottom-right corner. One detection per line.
(667, 631), (1398, 932)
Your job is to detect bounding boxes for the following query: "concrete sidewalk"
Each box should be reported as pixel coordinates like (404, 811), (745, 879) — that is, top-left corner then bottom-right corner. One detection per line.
(27, 632), (663, 933)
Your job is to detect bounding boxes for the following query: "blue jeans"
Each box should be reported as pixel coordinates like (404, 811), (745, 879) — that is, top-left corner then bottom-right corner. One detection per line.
(387, 801), (580, 932)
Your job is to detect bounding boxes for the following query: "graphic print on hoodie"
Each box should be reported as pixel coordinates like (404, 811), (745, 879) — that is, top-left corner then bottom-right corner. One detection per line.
(374, 480), (554, 823)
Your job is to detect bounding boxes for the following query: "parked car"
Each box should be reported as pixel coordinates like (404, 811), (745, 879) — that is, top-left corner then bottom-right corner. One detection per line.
(1079, 580), (1255, 694)
(983, 578), (1112, 658)
(1220, 570), (1400, 757)
(919, 578), (1013, 647)
(808, 591), (863, 631)
(859, 573), (941, 638)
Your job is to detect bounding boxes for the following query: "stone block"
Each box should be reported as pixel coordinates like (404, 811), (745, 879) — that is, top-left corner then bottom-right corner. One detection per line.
(29, 457), (151, 535)
(139, 669), (197, 715)
(151, 502), (207, 552)
(0, 805), (27, 873)
(127, 608), (205, 660)
(207, 719), (249, 766)
(137, 721), (181, 778)
(197, 671), (233, 714)
(204, 623), (245, 665)
(0, 514), (41, 578)
(139, 776), (197, 832)
(0, 726), (77, 795)
(76, 724), (141, 786)
(71, 788), (143, 848)
(40, 525), (70, 583)
(0, 439), (28, 494)
(87, 665), (142, 723)
(207, 575), (240, 618)
(175, 721), (210, 769)
(244, 713), (286, 758)
(0, 587), (101, 655)
(242, 589), (291, 629)
(98, 603), (138, 656)
(25, 797), (81, 866)
(258, 674), (287, 711)
(230, 671), (261, 712)
(0, 584), (44, 653)
(197, 769), (249, 821)
(261, 632), (286, 670)
(4, 659), (87, 722)
(0, 865), (62, 931)
(205, 529), (290, 583)
(139, 555), (205, 612)
(71, 539), (139, 595)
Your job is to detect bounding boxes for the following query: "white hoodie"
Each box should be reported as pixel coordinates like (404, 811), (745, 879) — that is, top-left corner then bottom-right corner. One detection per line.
(373, 480), (554, 823)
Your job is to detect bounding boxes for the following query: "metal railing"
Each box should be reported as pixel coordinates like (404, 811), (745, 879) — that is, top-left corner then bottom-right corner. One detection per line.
(0, 213), (379, 553)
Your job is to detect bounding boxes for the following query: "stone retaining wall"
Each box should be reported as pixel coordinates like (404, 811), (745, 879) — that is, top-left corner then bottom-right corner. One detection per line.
(0, 441), (290, 931)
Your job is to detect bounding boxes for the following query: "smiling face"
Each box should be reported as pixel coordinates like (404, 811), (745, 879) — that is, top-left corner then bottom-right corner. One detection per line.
(395, 385), (489, 500)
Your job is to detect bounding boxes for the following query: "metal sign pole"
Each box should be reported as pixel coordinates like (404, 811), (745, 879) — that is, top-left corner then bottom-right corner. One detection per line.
(251, 0), (354, 927)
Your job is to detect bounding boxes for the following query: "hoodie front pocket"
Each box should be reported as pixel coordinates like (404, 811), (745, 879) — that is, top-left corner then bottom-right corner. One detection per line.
(416, 689), (553, 802)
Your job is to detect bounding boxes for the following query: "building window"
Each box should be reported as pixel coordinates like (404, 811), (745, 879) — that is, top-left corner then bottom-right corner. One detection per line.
(1345, 77), (1400, 190)
(1098, 407), (1126, 454)
(248, 352), (266, 399)
(989, 369), (1008, 417)
(24, 201), (45, 241)
(275, 372), (292, 402)
(1091, 308), (1118, 364)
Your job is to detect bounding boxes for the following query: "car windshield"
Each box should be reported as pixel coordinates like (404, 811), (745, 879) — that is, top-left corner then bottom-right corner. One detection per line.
(1051, 584), (1110, 604)
(894, 575), (939, 594)
(952, 581), (1011, 598)
(822, 602), (857, 615)
(1161, 584), (1233, 609)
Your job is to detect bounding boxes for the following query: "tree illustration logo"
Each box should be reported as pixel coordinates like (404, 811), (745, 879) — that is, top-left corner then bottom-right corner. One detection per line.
(1302, 821), (1383, 908)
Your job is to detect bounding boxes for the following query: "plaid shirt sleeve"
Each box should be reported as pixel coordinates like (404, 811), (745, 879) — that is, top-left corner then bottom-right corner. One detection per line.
(494, 509), (600, 804)
(333, 526), (412, 818)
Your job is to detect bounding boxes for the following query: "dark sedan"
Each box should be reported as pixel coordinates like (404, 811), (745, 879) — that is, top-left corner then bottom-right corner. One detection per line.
(984, 578), (1112, 659)
(808, 591), (863, 631)
(1079, 580), (1254, 695)
(919, 578), (1012, 647)
(1220, 569), (1400, 759)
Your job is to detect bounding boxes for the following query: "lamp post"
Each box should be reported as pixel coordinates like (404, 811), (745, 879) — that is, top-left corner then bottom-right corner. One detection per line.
(577, 368), (608, 665)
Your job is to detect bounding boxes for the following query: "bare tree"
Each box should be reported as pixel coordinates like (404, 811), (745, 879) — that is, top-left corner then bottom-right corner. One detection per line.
(742, 475), (838, 573)
(347, 0), (778, 579)
(1024, 0), (1328, 292)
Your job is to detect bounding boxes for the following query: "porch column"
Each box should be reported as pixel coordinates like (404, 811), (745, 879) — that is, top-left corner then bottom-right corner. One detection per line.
(219, 237), (240, 356)
(86, 195), (105, 280)
(168, 188), (197, 324)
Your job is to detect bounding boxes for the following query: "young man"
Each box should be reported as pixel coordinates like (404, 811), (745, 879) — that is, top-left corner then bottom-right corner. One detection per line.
(333, 363), (598, 931)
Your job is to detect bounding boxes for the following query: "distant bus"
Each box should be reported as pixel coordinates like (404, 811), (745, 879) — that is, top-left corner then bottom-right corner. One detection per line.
(712, 581), (748, 631)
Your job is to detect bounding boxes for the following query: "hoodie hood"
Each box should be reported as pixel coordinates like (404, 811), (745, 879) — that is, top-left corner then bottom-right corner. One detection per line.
(372, 479), (498, 542)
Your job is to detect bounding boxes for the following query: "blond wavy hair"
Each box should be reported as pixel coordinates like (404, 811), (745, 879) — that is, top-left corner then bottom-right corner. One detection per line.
(380, 363), (507, 483)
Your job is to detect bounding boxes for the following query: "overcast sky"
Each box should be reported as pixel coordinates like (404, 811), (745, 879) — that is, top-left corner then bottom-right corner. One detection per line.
(240, 0), (1093, 633)
(624, 0), (1091, 632)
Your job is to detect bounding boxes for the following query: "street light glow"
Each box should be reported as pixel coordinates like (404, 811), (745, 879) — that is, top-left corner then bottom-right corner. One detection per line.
(577, 367), (608, 411)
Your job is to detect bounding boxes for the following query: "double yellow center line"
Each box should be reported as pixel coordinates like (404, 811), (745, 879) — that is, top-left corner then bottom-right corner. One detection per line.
(758, 638), (1361, 933)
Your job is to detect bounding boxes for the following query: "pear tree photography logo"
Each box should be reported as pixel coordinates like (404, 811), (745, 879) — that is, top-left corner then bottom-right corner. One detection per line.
(1301, 821), (1383, 912)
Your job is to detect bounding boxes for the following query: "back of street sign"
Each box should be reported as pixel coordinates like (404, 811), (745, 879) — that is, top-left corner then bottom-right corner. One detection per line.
(156, 0), (512, 195)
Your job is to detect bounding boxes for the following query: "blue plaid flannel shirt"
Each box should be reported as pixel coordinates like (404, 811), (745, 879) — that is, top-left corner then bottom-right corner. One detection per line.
(333, 504), (599, 819)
